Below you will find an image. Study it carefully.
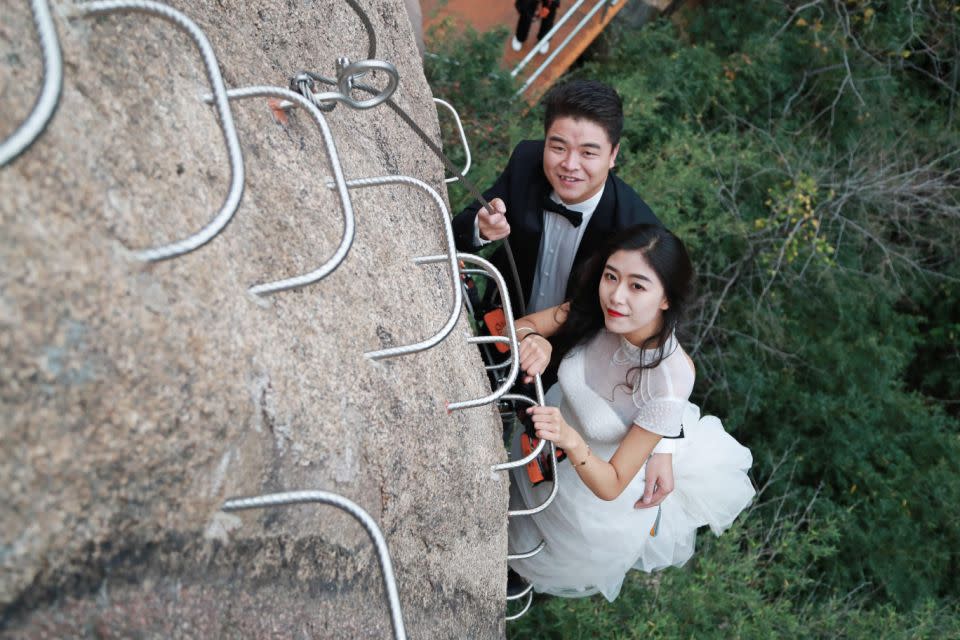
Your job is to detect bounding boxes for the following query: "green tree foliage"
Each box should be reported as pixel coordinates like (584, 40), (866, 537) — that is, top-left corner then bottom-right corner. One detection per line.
(426, 0), (960, 634)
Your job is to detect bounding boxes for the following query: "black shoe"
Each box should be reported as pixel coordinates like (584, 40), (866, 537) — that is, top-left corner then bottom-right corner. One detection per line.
(507, 567), (531, 598)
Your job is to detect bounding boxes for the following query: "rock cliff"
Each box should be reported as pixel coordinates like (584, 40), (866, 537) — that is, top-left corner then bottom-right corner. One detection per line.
(0, 1), (507, 637)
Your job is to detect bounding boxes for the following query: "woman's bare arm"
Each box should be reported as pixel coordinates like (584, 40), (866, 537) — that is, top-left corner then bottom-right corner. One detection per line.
(514, 303), (569, 338)
(515, 303), (568, 382)
(527, 405), (662, 501)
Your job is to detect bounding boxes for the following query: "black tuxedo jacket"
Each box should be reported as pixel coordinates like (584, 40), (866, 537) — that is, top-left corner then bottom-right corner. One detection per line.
(452, 140), (661, 313)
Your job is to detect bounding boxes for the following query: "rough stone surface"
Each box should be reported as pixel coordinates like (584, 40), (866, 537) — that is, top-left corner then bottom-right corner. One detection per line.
(0, 1), (507, 637)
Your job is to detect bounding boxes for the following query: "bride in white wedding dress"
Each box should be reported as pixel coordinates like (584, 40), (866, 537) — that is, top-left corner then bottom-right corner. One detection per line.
(508, 224), (755, 602)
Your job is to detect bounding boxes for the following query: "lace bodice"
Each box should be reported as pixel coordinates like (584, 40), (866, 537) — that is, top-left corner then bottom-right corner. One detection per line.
(556, 330), (694, 447)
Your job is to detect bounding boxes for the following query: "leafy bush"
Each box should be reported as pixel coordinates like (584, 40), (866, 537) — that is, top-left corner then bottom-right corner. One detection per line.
(425, 1), (960, 634)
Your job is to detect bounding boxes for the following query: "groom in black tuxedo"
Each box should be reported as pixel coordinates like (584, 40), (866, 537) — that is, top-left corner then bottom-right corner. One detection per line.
(452, 79), (660, 315)
(452, 80), (674, 510)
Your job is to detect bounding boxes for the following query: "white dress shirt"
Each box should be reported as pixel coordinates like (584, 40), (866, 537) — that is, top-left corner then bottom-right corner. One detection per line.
(527, 188), (604, 312)
(472, 187), (605, 312)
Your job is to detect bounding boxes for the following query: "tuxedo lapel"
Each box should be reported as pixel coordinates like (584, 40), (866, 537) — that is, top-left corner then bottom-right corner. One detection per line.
(507, 153), (551, 306)
(514, 183), (548, 306)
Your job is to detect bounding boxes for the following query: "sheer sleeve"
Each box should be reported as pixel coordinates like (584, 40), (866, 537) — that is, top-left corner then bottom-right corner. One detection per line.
(631, 352), (694, 438)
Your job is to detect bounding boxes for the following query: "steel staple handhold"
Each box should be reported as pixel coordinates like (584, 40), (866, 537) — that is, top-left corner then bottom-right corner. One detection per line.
(505, 590), (534, 621)
(505, 581), (534, 600)
(355, 84), (528, 317)
(326, 175), (461, 360)
(491, 393), (545, 473)
(197, 85), (355, 296)
(499, 379), (558, 517)
(416, 253), (521, 410)
(72, 0), (245, 263)
(433, 98), (471, 184)
(222, 490), (406, 640)
(0, 0), (63, 167)
(507, 539), (546, 562)
(506, 438), (559, 517)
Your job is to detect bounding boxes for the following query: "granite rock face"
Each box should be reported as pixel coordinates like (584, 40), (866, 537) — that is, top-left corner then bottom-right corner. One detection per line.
(0, 1), (507, 637)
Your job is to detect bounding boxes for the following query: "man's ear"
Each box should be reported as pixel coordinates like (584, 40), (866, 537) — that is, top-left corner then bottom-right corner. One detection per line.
(609, 143), (620, 169)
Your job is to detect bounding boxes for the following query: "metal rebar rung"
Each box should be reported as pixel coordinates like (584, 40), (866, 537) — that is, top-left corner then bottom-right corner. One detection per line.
(491, 393), (545, 472)
(414, 253), (520, 410)
(197, 85), (354, 296)
(507, 439), (559, 518)
(500, 379), (558, 517)
(433, 98), (471, 184)
(222, 490), (406, 640)
(505, 590), (533, 621)
(506, 580), (534, 600)
(73, 0), (245, 262)
(507, 539), (545, 561)
(0, 0), (63, 167)
(328, 175), (461, 361)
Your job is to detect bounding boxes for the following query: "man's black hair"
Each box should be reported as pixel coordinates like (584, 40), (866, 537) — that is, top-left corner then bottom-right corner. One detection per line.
(542, 79), (624, 147)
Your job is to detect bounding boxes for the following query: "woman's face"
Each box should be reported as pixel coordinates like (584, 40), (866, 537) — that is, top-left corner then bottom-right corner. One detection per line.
(598, 249), (669, 345)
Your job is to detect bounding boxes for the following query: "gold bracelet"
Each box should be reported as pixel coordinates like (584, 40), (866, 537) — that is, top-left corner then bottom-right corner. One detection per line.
(571, 446), (590, 467)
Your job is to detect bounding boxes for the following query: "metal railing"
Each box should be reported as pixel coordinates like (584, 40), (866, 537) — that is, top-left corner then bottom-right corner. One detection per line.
(513, 0), (621, 97)
(510, 0), (588, 79)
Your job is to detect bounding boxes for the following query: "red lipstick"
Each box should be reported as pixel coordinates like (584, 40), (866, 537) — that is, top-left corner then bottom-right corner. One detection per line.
(607, 309), (625, 318)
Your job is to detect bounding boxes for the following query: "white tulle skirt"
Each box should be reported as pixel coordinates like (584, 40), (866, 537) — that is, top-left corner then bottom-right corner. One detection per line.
(508, 402), (755, 602)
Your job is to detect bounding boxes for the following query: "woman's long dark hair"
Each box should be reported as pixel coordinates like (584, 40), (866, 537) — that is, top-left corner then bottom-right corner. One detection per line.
(549, 224), (695, 379)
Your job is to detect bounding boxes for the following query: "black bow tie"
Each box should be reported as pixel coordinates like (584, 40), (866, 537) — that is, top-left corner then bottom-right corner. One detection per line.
(542, 196), (583, 228)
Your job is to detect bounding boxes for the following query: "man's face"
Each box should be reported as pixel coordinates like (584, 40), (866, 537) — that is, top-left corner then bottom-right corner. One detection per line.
(542, 116), (619, 205)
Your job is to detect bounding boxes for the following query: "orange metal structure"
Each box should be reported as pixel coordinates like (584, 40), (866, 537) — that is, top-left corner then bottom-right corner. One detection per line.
(420, 0), (641, 103)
